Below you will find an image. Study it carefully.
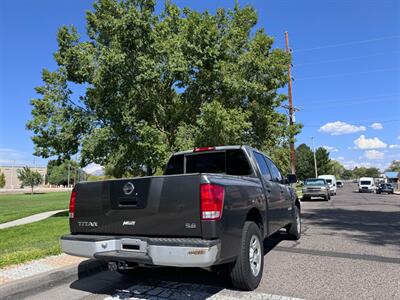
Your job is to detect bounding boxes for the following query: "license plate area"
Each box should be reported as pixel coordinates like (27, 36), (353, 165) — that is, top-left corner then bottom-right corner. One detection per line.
(120, 238), (147, 253)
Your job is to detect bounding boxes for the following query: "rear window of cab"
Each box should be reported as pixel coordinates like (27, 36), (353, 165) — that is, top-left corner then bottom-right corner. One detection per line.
(164, 149), (252, 176)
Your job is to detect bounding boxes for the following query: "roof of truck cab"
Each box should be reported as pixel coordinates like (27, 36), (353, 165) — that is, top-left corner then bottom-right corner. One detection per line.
(173, 145), (247, 156)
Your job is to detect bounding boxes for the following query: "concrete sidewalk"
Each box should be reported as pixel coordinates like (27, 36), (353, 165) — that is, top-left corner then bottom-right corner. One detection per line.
(0, 255), (107, 299)
(0, 254), (85, 285)
(0, 210), (67, 229)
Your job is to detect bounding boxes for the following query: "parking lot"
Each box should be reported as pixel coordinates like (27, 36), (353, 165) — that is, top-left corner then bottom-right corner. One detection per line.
(26, 184), (400, 300)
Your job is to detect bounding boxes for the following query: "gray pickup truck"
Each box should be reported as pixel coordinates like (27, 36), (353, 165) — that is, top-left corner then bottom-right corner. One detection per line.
(61, 145), (301, 290)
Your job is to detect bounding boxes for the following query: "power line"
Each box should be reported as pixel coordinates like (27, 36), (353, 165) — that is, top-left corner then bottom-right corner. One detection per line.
(295, 68), (398, 81)
(295, 50), (400, 67)
(302, 93), (399, 105)
(302, 119), (400, 128)
(294, 35), (400, 52)
(300, 98), (396, 110)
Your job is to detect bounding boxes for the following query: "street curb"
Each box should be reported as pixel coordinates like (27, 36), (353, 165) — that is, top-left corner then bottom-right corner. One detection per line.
(0, 259), (107, 299)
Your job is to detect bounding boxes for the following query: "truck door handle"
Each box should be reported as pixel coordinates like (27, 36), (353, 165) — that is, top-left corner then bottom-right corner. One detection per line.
(266, 189), (271, 193)
(280, 189), (284, 194)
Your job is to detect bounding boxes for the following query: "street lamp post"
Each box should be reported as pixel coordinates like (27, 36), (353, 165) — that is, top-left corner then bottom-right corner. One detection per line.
(311, 136), (318, 178)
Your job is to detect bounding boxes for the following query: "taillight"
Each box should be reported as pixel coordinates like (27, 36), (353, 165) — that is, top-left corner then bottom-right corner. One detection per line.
(193, 147), (215, 152)
(69, 190), (76, 218)
(200, 183), (224, 220)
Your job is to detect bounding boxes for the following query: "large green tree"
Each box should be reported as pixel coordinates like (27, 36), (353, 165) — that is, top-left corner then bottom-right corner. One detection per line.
(27, 0), (297, 177)
(316, 147), (331, 175)
(295, 143), (340, 180)
(295, 143), (315, 180)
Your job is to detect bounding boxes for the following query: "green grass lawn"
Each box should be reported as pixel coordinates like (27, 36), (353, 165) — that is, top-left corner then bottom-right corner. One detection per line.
(0, 192), (70, 224)
(0, 211), (69, 268)
(296, 185), (303, 199)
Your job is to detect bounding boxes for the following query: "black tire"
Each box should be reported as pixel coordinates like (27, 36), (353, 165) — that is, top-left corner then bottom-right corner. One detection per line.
(287, 205), (301, 240)
(229, 221), (264, 291)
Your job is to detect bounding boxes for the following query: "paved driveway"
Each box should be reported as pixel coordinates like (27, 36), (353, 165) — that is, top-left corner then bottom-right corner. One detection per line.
(26, 184), (400, 299)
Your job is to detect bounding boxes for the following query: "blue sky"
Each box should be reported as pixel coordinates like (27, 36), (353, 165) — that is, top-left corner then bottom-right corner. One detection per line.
(0, 0), (399, 170)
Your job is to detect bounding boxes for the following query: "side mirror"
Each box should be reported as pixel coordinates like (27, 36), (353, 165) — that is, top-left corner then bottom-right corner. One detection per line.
(286, 174), (297, 184)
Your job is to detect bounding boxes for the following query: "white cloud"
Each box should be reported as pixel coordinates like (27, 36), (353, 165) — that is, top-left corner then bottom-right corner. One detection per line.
(353, 135), (387, 149)
(398, 135), (400, 140)
(82, 163), (104, 176)
(363, 150), (384, 160)
(318, 121), (366, 135)
(336, 156), (345, 161)
(389, 144), (400, 149)
(322, 145), (338, 152)
(370, 122), (383, 130)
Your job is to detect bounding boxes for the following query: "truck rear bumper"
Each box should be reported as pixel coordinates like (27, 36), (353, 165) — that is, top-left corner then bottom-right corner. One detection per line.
(61, 235), (220, 268)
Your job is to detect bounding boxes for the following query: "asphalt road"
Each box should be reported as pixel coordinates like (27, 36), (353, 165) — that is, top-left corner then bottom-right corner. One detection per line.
(26, 184), (400, 300)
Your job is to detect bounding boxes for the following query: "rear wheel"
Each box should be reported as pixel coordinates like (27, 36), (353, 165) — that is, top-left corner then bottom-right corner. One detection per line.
(287, 205), (301, 240)
(229, 221), (263, 291)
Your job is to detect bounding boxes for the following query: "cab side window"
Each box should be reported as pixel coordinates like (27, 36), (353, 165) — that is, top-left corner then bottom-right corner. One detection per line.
(265, 157), (283, 183)
(253, 152), (272, 181)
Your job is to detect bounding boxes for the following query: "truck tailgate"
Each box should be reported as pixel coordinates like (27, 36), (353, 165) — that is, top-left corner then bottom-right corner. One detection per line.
(71, 174), (202, 237)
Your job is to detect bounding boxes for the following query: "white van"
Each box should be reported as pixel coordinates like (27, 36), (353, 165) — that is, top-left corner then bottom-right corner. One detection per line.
(358, 177), (375, 193)
(318, 175), (337, 195)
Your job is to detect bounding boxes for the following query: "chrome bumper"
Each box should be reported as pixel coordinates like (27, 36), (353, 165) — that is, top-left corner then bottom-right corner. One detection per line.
(61, 235), (220, 268)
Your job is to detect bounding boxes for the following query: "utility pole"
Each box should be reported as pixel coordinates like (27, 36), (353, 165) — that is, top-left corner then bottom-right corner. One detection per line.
(285, 31), (296, 175)
(311, 136), (318, 178)
(67, 162), (70, 188)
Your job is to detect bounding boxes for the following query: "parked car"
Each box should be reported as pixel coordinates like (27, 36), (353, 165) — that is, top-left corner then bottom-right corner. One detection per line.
(358, 177), (375, 193)
(337, 181), (343, 188)
(61, 145), (301, 291)
(376, 183), (394, 194)
(302, 178), (331, 201)
(318, 175), (337, 195)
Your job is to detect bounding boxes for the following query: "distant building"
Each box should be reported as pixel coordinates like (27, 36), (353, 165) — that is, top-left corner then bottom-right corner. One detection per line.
(0, 166), (47, 189)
